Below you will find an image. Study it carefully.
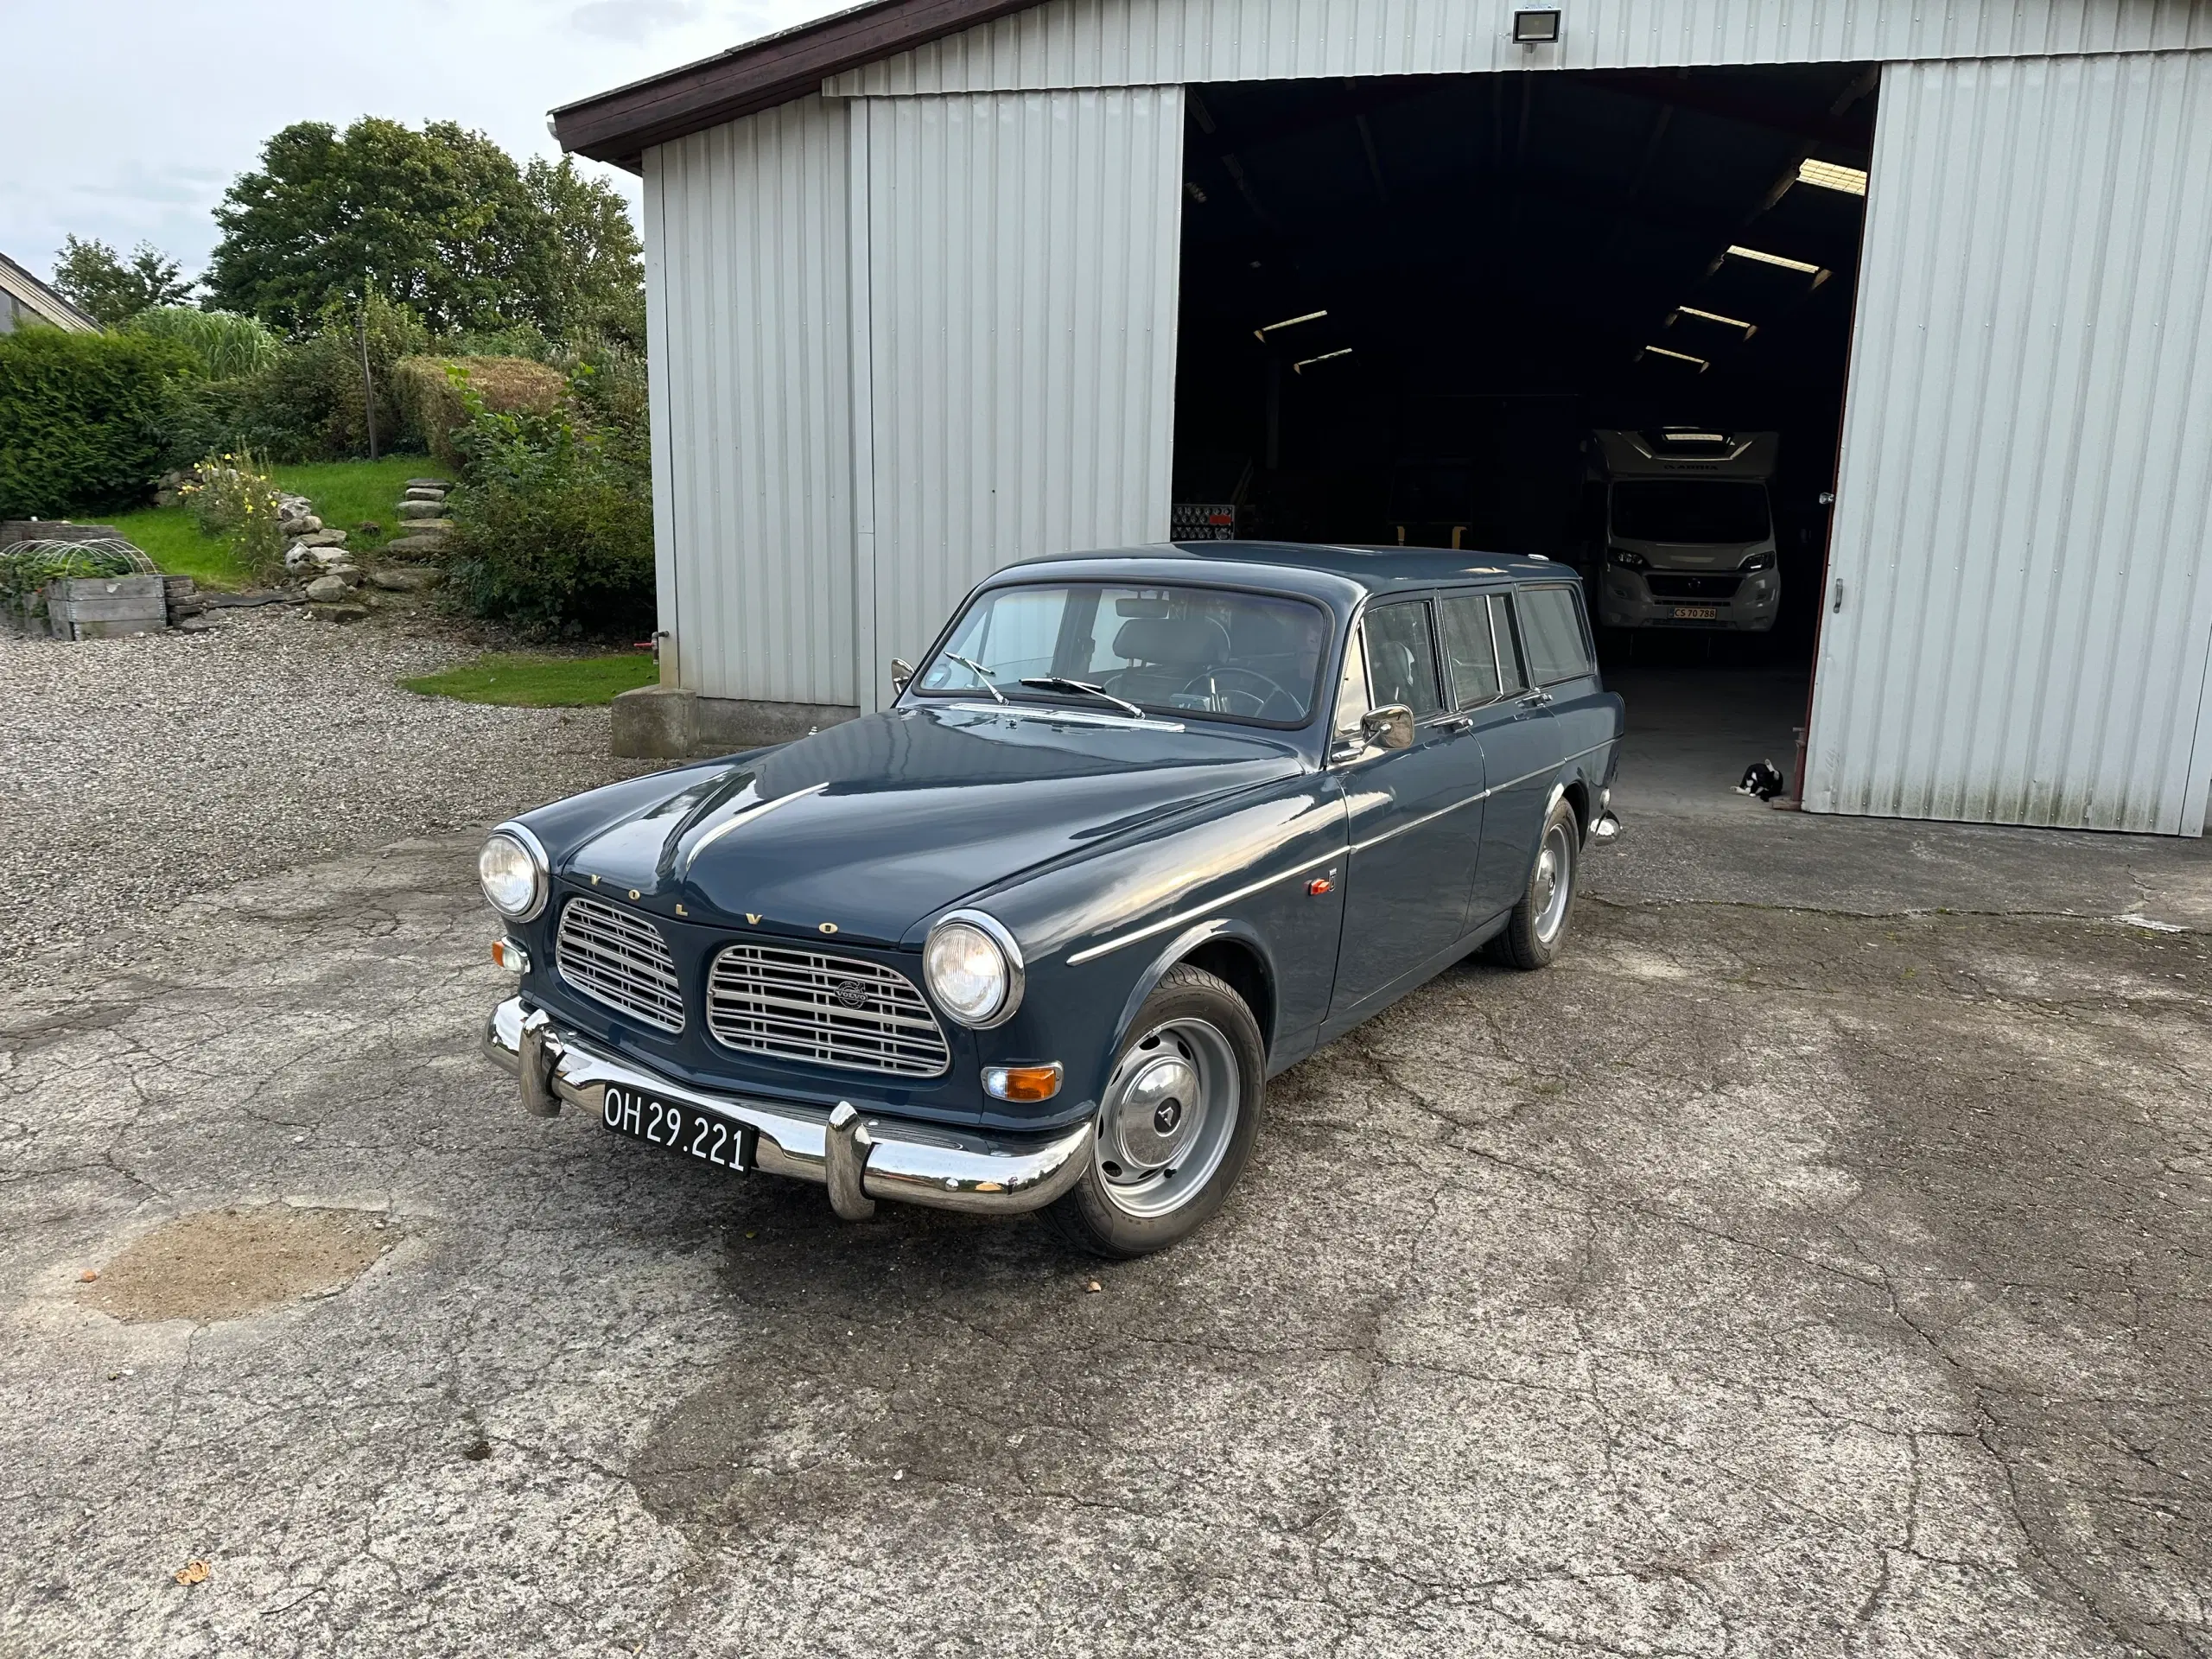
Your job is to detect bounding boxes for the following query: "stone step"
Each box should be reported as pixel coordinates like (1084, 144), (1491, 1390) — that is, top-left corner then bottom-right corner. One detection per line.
(381, 531), (451, 560)
(397, 500), (448, 519)
(368, 566), (442, 592)
(404, 477), (453, 489)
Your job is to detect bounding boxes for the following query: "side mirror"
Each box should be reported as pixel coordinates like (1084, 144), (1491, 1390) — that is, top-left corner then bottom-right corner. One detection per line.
(889, 658), (915, 696)
(1359, 704), (1415, 752)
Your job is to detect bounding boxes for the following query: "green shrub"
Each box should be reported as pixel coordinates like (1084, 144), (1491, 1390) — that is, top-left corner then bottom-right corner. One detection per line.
(0, 328), (193, 518)
(442, 375), (653, 636)
(179, 453), (286, 582)
(124, 307), (283, 378)
(392, 353), (567, 463)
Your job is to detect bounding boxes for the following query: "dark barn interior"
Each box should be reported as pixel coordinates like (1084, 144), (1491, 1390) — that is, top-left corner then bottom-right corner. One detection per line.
(1171, 64), (1878, 676)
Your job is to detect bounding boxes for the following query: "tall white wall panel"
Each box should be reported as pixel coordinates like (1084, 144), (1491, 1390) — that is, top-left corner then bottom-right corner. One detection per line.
(645, 95), (857, 708)
(850, 87), (1185, 699)
(1804, 51), (2212, 835)
(824, 0), (2212, 96)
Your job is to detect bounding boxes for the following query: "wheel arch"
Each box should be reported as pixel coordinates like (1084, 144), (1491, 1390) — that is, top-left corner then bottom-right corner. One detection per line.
(1115, 919), (1279, 1061)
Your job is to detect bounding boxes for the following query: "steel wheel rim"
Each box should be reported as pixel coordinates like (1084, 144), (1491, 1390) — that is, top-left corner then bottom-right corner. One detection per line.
(1532, 821), (1574, 944)
(1093, 1017), (1240, 1219)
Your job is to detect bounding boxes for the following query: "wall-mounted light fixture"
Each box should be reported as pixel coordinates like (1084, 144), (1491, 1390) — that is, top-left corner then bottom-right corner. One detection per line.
(1512, 9), (1562, 44)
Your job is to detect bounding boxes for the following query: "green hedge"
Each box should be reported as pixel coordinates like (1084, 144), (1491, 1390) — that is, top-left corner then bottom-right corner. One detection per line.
(0, 329), (192, 518)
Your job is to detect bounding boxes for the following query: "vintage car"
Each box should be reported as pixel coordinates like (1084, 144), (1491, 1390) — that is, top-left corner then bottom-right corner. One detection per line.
(481, 543), (1624, 1256)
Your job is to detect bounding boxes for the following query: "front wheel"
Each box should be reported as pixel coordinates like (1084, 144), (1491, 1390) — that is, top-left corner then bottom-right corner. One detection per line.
(1493, 796), (1580, 970)
(1046, 963), (1266, 1259)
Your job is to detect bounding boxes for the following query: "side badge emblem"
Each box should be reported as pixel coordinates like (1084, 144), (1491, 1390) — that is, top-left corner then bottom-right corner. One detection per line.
(590, 874), (601, 886)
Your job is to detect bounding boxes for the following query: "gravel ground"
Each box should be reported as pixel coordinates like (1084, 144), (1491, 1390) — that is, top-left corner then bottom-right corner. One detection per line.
(0, 607), (649, 982)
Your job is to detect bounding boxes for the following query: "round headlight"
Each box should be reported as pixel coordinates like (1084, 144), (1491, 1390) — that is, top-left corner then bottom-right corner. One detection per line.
(924, 911), (1024, 1028)
(479, 830), (546, 920)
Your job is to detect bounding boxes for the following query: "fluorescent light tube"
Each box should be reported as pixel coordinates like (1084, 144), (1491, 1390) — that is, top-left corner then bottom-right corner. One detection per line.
(1673, 304), (1757, 336)
(1642, 345), (1710, 370)
(1293, 347), (1354, 373)
(1726, 244), (1825, 276)
(1798, 159), (1869, 195)
(1254, 309), (1328, 341)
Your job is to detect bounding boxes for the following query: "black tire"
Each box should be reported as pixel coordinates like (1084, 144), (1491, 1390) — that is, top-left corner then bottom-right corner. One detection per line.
(1046, 963), (1266, 1260)
(1493, 795), (1580, 970)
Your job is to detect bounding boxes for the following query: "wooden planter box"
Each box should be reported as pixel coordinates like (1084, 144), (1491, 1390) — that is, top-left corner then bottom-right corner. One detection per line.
(41, 575), (169, 640)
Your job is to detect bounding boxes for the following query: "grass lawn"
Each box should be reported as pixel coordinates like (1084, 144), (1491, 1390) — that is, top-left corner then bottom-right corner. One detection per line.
(402, 652), (658, 708)
(92, 456), (442, 591)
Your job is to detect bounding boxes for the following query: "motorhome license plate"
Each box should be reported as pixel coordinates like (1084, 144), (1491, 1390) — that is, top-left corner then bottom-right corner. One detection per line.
(1673, 606), (1719, 620)
(601, 1084), (753, 1173)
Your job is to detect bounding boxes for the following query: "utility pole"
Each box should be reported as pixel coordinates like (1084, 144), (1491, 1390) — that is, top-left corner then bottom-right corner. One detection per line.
(357, 296), (378, 461)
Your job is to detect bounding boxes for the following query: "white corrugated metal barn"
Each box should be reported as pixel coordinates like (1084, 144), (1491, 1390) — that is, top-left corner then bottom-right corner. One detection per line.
(554, 0), (2212, 836)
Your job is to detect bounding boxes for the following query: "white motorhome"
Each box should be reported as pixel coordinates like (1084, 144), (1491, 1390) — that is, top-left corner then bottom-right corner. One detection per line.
(1590, 429), (1780, 632)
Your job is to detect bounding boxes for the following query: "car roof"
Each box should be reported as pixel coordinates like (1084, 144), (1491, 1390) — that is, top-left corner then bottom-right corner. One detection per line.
(988, 541), (1572, 608)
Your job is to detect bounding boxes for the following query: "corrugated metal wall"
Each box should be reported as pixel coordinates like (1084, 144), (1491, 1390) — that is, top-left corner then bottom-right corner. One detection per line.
(1803, 50), (2212, 835)
(825, 0), (2212, 96)
(850, 87), (1185, 704)
(645, 95), (858, 708)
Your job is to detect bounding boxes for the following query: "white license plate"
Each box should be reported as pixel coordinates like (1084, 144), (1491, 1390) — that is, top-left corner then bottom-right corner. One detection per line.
(601, 1084), (752, 1173)
(1672, 606), (1719, 620)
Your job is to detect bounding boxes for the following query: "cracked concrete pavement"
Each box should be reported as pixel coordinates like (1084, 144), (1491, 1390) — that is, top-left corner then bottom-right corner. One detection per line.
(4, 722), (2211, 1654)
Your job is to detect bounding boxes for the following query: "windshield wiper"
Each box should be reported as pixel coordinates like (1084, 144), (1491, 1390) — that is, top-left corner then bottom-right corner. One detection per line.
(944, 653), (1007, 703)
(1019, 676), (1146, 720)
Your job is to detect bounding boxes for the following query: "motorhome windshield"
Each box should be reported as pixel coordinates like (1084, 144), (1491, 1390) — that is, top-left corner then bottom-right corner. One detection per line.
(1611, 480), (1771, 544)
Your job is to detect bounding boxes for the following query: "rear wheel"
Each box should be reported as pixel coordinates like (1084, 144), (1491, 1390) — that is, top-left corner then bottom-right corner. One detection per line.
(1046, 963), (1265, 1259)
(1494, 796), (1580, 970)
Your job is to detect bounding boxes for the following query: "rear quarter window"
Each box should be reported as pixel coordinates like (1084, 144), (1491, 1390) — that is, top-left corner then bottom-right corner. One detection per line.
(1516, 585), (1595, 685)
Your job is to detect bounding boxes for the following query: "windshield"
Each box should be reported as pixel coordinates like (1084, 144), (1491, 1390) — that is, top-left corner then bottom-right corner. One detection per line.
(1611, 480), (1772, 544)
(912, 582), (1331, 726)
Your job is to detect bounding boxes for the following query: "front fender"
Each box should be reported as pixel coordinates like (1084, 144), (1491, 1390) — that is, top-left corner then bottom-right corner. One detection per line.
(1114, 916), (1280, 1056)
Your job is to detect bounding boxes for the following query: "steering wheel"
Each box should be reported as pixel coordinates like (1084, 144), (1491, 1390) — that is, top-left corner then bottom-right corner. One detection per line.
(1175, 666), (1295, 718)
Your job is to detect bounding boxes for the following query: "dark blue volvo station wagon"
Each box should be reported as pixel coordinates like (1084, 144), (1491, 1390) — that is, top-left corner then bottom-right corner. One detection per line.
(481, 543), (1624, 1255)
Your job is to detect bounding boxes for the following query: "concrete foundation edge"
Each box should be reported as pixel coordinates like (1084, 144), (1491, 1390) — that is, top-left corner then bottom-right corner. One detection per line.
(611, 687), (860, 759)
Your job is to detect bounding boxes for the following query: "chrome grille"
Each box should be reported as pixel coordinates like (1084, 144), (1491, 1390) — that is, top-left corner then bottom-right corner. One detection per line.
(556, 897), (684, 1033)
(707, 944), (950, 1077)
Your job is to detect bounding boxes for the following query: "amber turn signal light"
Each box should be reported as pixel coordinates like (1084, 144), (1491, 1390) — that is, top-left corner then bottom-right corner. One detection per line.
(982, 1063), (1063, 1103)
(492, 938), (531, 975)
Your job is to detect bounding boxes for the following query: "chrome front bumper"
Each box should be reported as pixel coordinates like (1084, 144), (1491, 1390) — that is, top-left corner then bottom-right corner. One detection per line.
(482, 997), (1092, 1221)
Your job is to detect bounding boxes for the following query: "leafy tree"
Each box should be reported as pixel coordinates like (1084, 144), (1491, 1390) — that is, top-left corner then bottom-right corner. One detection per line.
(206, 118), (641, 342)
(50, 236), (196, 326)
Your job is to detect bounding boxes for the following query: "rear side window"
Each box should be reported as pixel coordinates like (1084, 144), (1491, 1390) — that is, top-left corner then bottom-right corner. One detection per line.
(1362, 601), (1442, 719)
(1516, 586), (1595, 684)
(1436, 594), (1503, 709)
(1491, 595), (1528, 696)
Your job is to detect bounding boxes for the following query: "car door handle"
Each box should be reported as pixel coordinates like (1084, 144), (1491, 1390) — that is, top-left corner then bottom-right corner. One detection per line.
(1439, 715), (1473, 734)
(1521, 689), (1554, 709)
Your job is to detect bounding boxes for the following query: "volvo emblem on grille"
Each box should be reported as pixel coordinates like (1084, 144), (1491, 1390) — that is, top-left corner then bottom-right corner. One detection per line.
(833, 980), (870, 1010)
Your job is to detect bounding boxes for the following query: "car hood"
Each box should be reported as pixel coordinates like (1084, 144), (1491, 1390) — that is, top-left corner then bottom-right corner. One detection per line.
(555, 703), (1306, 945)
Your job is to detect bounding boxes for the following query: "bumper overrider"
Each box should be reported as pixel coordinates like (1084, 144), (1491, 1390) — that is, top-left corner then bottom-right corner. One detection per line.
(482, 997), (1093, 1221)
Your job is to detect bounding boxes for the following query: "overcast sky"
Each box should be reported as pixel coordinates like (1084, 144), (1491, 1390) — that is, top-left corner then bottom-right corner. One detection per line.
(2, 0), (845, 288)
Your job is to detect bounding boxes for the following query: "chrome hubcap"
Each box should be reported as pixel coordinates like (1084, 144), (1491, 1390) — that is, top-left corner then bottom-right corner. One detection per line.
(1095, 1018), (1239, 1219)
(1533, 823), (1573, 944)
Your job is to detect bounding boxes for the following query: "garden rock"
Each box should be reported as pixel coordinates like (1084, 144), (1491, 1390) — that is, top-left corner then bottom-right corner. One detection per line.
(296, 529), (347, 549)
(397, 501), (447, 520)
(303, 575), (350, 603)
(308, 601), (370, 625)
(368, 567), (442, 593)
(279, 513), (322, 537)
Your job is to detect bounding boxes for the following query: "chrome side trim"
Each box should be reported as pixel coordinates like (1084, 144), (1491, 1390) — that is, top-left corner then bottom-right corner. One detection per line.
(1065, 741), (1618, 968)
(481, 998), (1092, 1217)
(678, 781), (830, 875)
(1066, 848), (1343, 965)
